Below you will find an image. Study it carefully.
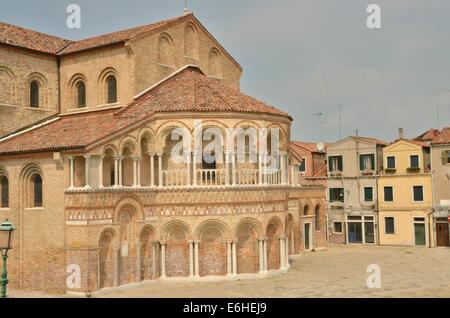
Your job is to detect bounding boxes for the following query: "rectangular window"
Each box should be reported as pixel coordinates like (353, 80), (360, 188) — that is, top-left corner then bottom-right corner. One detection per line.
(298, 158), (306, 173)
(387, 156), (396, 169)
(333, 222), (343, 233)
(364, 187), (373, 202)
(413, 185), (424, 202)
(385, 217), (395, 234)
(329, 188), (344, 202)
(448, 151), (450, 164)
(443, 150), (450, 164)
(384, 186), (393, 202)
(410, 155), (419, 168)
(360, 154), (375, 171)
(328, 155), (343, 172)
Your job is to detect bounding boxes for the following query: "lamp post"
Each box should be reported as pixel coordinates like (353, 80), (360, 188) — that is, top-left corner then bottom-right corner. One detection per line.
(0, 219), (15, 298)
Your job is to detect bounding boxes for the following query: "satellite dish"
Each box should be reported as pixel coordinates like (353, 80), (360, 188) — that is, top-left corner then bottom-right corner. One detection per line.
(317, 142), (325, 151)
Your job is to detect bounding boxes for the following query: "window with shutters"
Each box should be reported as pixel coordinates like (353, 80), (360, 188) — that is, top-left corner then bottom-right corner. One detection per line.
(442, 150), (450, 165)
(384, 186), (393, 202)
(0, 176), (8, 208)
(413, 185), (424, 202)
(359, 154), (375, 171)
(328, 155), (343, 172)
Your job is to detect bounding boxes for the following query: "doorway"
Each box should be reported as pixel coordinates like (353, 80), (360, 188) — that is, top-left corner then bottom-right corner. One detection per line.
(414, 222), (426, 246)
(304, 223), (312, 250)
(436, 222), (449, 247)
(348, 222), (363, 243)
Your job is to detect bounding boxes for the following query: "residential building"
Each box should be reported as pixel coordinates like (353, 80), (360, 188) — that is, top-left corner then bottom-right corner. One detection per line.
(326, 135), (387, 245)
(378, 132), (433, 247)
(430, 127), (450, 247)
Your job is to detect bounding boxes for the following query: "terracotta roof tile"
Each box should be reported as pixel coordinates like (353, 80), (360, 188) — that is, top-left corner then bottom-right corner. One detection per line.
(117, 66), (290, 119)
(290, 141), (326, 155)
(431, 127), (450, 145)
(0, 21), (70, 54)
(0, 66), (290, 155)
(356, 136), (388, 146)
(415, 128), (440, 142)
(59, 14), (190, 55)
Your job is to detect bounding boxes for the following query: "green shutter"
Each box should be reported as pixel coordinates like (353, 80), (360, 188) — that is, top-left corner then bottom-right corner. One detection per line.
(338, 156), (343, 171)
(359, 155), (364, 170)
(370, 154), (375, 170)
(442, 150), (448, 165)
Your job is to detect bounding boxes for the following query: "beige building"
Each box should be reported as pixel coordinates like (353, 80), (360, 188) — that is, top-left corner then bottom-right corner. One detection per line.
(0, 13), (326, 294)
(326, 135), (387, 245)
(430, 128), (450, 247)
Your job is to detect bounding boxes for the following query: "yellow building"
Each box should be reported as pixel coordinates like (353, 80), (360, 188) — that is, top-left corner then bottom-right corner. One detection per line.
(378, 139), (433, 247)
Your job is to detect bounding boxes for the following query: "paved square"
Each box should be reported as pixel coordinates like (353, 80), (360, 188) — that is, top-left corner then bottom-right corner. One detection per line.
(10, 245), (450, 298)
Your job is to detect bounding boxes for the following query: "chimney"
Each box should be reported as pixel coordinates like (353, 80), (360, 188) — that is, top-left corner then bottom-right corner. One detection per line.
(398, 128), (404, 139)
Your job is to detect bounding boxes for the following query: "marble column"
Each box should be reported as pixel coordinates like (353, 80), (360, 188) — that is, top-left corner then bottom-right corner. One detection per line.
(160, 242), (166, 278)
(231, 151), (236, 185)
(192, 152), (197, 186)
(194, 240), (200, 277)
(84, 155), (92, 189)
(68, 156), (75, 189)
(98, 156), (104, 188)
(258, 238), (264, 273)
(118, 156), (123, 187)
(113, 156), (120, 187)
(112, 246), (120, 287)
(135, 242), (141, 282)
(279, 235), (286, 269)
(157, 153), (163, 187)
(132, 157), (139, 187)
(152, 242), (158, 279)
(226, 240), (233, 275)
(188, 240), (194, 278)
(149, 153), (155, 187)
(263, 238), (268, 272)
(258, 152), (263, 185)
(232, 240), (238, 275)
(186, 153), (191, 186)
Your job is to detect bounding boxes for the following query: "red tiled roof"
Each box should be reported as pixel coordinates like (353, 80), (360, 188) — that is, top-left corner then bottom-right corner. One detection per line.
(0, 21), (70, 54)
(388, 138), (430, 148)
(431, 127), (450, 145)
(0, 66), (290, 155)
(0, 109), (140, 155)
(415, 128), (440, 142)
(290, 141), (326, 154)
(0, 15), (187, 55)
(117, 66), (290, 119)
(59, 14), (190, 55)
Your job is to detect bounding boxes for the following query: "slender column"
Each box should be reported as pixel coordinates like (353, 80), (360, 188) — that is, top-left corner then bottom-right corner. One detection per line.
(132, 157), (139, 187)
(291, 230), (295, 254)
(84, 155), (92, 189)
(258, 152), (263, 185)
(192, 152), (197, 186)
(149, 153), (155, 187)
(285, 236), (289, 267)
(160, 242), (166, 278)
(263, 238), (268, 271)
(290, 165), (294, 185)
(225, 150), (230, 185)
(232, 241), (238, 275)
(258, 238), (264, 273)
(137, 158), (141, 187)
(98, 156), (104, 188)
(226, 240), (233, 275)
(113, 156), (120, 187)
(188, 240), (194, 277)
(231, 151), (236, 185)
(263, 152), (268, 184)
(112, 246), (120, 287)
(135, 242), (141, 282)
(152, 242), (158, 279)
(118, 156), (123, 187)
(194, 240), (200, 277)
(186, 153), (191, 186)
(280, 152), (287, 184)
(279, 235), (286, 269)
(157, 153), (163, 187)
(68, 156), (75, 189)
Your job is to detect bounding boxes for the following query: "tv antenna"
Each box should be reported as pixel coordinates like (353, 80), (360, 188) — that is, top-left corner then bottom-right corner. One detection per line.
(426, 90), (450, 129)
(338, 105), (343, 140)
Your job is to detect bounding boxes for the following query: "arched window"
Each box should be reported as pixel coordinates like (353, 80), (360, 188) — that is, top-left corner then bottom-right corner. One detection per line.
(184, 24), (198, 58)
(158, 34), (174, 66)
(209, 48), (222, 78)
(33, 174), (43, 207)
(76, 81), (86, 108)
(315, 205), (321, 231)
(303, 205), (310, 216)
(30, 81), (40, 107)
(0, 176), (8, 208)
(106, 75), (117, 104)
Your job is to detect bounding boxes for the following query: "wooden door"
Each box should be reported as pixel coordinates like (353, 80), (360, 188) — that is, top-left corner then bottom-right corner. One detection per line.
(436, 223), (449, 247)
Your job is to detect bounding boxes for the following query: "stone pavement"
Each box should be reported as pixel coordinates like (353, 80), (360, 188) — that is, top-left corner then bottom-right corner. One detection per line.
(9, 244), (450, 298)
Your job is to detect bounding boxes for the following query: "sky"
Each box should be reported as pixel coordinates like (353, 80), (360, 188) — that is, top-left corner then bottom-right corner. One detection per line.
(1, 0), (449, 143)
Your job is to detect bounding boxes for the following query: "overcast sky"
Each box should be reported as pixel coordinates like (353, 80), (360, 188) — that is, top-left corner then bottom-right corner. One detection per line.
(1, 0), (449, 142)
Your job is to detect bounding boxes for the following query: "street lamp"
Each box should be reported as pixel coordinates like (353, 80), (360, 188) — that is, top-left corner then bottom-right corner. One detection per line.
(0, 219), (15, 298)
